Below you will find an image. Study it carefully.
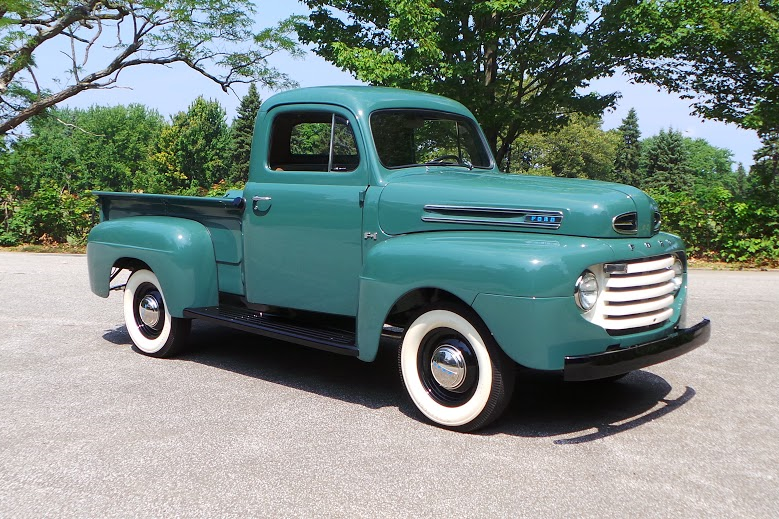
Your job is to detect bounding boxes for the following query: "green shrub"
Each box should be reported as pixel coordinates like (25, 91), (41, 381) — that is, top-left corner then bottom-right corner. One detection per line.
(651, 188), (779, 266)
(4, 182), (95, 245)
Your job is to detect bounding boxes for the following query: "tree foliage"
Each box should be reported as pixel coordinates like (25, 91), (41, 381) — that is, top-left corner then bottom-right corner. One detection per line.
(640, 129), (695, 193)
(629, 0), (779, 198)
(298, 0), (658, 167)
(747, 131), (779, 204)
(0, 1), (301, 134)
(0, 90), (776, 264)
(0, 103), (165, 244)
(510, 114), (619, 180)
(230, 83), (261, 184)
(4, 104), (164, 194)
(143, 97), (231, 194)
(630, 0), (779, 135)
(613, 108), (641, 185)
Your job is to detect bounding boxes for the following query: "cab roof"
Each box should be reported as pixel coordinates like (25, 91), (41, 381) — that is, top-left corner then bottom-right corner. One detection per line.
(259, 86), (476, 119)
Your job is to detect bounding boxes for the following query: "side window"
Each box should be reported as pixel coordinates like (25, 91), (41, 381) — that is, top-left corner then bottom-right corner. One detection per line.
(269, 111), (359, 172)
(290, 122), (331, 155)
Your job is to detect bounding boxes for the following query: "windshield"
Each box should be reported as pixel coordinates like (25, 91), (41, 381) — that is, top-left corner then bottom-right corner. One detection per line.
(370, 110), (493, 169)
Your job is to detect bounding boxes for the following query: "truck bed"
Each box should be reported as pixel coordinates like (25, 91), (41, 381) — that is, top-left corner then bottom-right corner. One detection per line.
(93, 191), (245, 295)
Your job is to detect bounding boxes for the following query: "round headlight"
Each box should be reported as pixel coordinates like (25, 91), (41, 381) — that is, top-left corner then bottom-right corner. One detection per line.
(575, 270), (599, 311)
(671, 256), (684, 292)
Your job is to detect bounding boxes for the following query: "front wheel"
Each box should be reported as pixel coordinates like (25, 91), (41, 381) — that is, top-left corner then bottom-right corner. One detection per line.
(399, 304), (515, 432)
(123, 269), (190, 358)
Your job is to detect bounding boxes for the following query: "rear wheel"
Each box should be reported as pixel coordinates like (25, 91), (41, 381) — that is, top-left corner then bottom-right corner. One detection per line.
(398, 304), (514, 432)
(123, 269), (190, 358)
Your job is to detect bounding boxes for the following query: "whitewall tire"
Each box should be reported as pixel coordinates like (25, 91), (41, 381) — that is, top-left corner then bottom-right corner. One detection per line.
(123, 269), (190, 358)
(399, 304), (514, 432)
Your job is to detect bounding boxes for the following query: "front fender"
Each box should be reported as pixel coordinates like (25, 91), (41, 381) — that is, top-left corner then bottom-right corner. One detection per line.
(87, 216), (218, 317)
(356, 231), (617, 362)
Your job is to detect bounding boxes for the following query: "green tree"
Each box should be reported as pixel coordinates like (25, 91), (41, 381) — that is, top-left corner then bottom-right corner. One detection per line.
(641, 129), (695, 193)
(630, 0), (779, 136)
(4, 180), (95, 244)
(511, 114), (620, 180)
(0, 1), (301, 134)
(3, 104), (164, 195)
(613, 108), (641, 186)
(747, 132), (779, 204)
(734, 162), (749, 198)
(685, 138), (733, 179)
(0, 104), (165, 244)
(143, 97), (231, 194)
(298, 0), (661, 167)
(684, 137), (737, 195)
(230, 83), (262, 184)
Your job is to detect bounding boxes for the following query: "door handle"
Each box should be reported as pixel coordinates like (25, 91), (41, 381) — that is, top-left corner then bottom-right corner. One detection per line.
(252, 195), (272, 213)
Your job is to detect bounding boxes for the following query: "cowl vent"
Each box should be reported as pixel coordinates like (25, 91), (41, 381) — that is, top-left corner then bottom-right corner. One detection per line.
(613, 212), (638, 235)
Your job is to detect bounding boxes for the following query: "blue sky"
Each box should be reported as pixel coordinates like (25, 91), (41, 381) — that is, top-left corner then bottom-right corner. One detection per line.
(45, 1), (761, 167)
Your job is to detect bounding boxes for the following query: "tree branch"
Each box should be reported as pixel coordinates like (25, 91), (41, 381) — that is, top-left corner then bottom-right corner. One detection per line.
(26, 66), (41, 96)
(1, 2), (298, 134)
(54, 117), (105, 137)
(83, 18), (103, 67)
(0, 1), (102, 94)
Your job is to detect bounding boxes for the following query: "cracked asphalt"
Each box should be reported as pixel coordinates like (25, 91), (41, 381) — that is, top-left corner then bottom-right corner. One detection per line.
(0, 252), (777, 518)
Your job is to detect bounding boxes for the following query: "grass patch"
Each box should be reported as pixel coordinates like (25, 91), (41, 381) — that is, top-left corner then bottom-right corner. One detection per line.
(687, 257), (777, 271)
(2, 243), (86, 254)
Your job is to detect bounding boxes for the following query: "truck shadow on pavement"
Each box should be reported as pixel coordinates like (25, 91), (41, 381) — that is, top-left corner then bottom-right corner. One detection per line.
(103, 322), (696, 443)
(494, 369), (696, 443)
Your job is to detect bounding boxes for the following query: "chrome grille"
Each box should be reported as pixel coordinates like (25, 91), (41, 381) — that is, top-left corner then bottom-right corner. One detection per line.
(588, 255), (677, 332)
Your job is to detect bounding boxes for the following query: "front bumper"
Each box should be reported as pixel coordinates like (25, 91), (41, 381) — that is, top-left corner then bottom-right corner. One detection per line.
(563, 318), (711, 382)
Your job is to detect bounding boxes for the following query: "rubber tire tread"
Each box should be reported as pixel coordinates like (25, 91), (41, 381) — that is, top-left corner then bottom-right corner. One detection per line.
(398, 302), (515, 433)
(124, 269), (191, 359)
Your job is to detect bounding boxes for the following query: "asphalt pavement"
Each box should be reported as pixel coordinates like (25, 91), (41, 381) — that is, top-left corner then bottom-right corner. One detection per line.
(0, 252), (776, 518)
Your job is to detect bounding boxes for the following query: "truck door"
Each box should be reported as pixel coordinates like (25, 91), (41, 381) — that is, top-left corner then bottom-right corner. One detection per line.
(242, 106), (367, 316)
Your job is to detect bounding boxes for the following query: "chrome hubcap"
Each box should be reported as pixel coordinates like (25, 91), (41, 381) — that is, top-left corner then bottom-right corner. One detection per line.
(430, 344), (467, 390)
(138, 294), (161, 328)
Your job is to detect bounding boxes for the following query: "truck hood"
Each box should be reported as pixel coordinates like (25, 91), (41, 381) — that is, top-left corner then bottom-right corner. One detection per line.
(377, 169), (659, 238)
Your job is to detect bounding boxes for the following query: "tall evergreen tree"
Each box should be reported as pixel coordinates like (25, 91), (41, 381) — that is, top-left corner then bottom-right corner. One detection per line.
(734, 162), (748, 199)
(230, 84), (262, 184)
(641, 128), (695, 193)
(613, 108), (641, 186)
(748, 132), (779, 204)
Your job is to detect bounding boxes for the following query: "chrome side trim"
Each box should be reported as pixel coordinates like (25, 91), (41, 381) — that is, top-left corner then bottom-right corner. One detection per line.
(422, 205), (564, 230)
(424, 204), (563, 217)
(421, 216), (562, 229)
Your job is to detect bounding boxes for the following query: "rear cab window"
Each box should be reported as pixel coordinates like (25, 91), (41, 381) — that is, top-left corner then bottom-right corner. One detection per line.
(269, 111), (359, 173)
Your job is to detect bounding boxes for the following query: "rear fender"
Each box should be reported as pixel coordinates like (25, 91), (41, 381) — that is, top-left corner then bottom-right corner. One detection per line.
(87, 216), (218, 317)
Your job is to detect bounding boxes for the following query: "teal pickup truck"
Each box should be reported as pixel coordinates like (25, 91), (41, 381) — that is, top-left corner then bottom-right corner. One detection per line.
(87, 86), (710, 431)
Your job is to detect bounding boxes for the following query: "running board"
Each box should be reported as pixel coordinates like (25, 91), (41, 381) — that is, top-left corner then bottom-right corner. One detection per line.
(183, 306), (359, 356)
